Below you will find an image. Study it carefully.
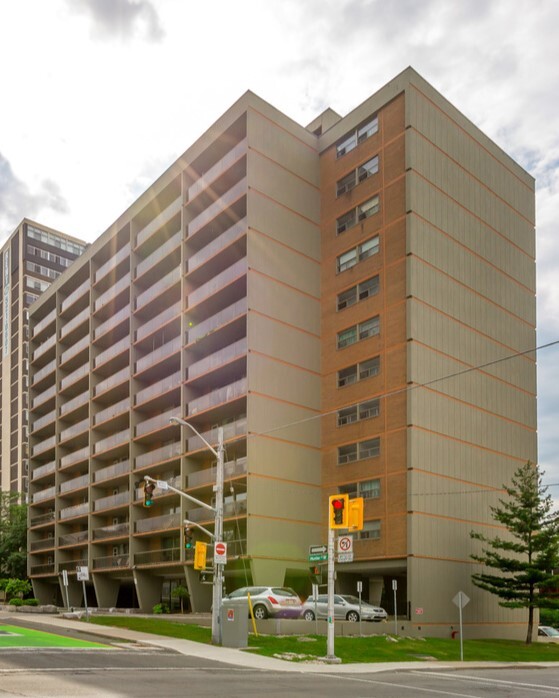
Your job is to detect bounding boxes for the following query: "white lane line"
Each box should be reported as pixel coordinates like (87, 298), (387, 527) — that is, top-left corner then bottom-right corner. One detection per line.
(322, 673), (483, 697)
(413, 671), (559, 694)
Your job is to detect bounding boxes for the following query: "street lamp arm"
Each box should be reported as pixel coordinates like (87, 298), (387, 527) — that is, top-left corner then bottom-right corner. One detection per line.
(184, 518), (215, 541)
(170, 416), (218, 458)
(143, 475), (215, 513)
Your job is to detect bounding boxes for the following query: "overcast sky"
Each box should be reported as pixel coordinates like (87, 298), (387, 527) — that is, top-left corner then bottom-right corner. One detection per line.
(1, 0), (558, 500)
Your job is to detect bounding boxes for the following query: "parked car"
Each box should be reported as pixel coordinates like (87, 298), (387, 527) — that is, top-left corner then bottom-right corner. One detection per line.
(538, 625), (559, 642)
(221, 586), (303, 620)
(301, 594), (388, 622)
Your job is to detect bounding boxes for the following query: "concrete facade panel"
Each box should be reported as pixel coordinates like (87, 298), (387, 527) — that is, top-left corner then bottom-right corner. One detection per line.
(247, 393), (321, 448)
(247, 352), (320, 411)
(248, 436), (321, 485)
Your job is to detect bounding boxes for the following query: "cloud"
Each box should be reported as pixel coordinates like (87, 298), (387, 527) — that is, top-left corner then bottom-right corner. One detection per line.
(0, 153), (69, 245)
(67, 0), (164, 42)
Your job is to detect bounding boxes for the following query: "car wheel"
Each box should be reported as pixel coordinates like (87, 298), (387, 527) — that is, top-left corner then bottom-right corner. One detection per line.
(252, 604), (268, 620)
(346, 611), (359, 622)
(303, 609), (315, 621)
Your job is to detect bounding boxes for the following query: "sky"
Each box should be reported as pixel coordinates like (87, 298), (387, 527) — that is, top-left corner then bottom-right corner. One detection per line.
(1, 0), (558, 501)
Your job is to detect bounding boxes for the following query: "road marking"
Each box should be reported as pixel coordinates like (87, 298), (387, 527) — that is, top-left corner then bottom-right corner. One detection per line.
(323, 673), (482, 697)
(414, 671), (559, 694)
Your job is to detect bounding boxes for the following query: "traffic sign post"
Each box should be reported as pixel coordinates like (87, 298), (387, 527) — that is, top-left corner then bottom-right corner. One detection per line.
(452, 591), (470, 661)
(357, 580), (363, 636)
(392, 579), (398, 635)
(214, 541), (227, 565)
(76, 566), (90, 621)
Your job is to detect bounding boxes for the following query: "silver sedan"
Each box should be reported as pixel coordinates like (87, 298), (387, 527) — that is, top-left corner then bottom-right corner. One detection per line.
(301, 594), (387, 622)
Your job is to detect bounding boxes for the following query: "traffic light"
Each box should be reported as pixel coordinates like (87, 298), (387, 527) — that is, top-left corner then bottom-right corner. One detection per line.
(194, 541), (207, 570)
(348, 497), (364, 531)
(329, 494), (349, 529)
(309, 565), (322, 584)
(143, 481), (155, 507)
(184, 526), (193, 554)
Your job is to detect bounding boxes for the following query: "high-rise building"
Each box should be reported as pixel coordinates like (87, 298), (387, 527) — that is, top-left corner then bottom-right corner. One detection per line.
(0, 219), (87, 494)
(27, 68), (536, 637)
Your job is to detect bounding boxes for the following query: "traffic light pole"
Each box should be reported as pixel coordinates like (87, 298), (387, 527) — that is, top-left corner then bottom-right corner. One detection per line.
(326, 526), (338, 663)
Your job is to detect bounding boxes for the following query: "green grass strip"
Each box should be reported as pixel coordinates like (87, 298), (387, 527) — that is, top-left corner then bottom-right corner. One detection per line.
(0, 624), (110, 649)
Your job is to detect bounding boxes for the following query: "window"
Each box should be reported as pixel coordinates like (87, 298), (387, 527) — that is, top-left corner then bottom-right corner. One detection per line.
(359, 356), (380, 380)
(337, 275), (379, 311)
(336, 209), (356, 235)
(336, 171), (356, 196)
(338, 444), (358, 464)
(338, 317), (379, 349)
(359, 520), (381, 540)
(358, 155), (379, 182)
(358, 195), (380, 221)
(337, 236), (379, 273)
(359, 315), (380, 340)
(340, 479), (380, 500)
(338, 365), (358, 387)
(337, 398), (379, 426)
(337, 326), (357, 349)
(337, 356), (379, 388)
(337, 405), (358, 426)
(337, 437), (380, 465)
(359, 438), (380, 458)
(336, 115), (378, 158)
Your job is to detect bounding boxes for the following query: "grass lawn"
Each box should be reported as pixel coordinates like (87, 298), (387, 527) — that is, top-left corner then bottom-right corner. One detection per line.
(88, 616), (559, 664)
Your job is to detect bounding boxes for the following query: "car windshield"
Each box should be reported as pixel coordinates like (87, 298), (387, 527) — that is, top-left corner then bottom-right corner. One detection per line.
(541, 626), (559, 636)
(271, 587), (298, 598)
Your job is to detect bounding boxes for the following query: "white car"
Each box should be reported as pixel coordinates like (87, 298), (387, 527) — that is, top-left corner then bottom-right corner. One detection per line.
(301, 594), (387, 622)
(222, 586), (303, 620)
(538, 625), (559, 642)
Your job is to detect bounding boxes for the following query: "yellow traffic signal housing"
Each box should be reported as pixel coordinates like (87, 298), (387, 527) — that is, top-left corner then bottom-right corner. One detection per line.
(348, 497), (364, 531)
(194, 541), (207, 570)
(329, 494), (349, 529)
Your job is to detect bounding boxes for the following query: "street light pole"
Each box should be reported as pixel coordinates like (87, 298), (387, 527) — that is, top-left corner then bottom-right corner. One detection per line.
(170, 416), (224, 646)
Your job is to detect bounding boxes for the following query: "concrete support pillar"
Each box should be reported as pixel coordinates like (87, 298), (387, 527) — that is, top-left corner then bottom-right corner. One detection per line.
(133, 569), (161, 612)
(31, 578), (60, 606)
(63, 579), (84, 608)
(185, 565), (212, 612)
(368, 577), (384, 606)
(93, 574), (120, 608)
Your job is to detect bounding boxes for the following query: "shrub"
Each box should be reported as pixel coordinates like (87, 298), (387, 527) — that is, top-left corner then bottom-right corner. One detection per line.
(23, 598), (39, 606)
(152, 603), (170, 614)
(8, 598), (23, 606)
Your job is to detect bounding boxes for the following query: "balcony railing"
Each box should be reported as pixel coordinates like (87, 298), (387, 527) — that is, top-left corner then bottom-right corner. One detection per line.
(59, 502), (89, 520)
(135, 302), (181, 344)
(135, 196), (182, 248)
(30, 563), (55, 575)
(188, 139), (247, 200)
(31, 408), (57, 433)
(59, 307), (89, 341)
(94, 274), (130, 313)
(60, 417), (89, 443)
(135, 512), (181, 534)
(93, 491), (129, 512)
(29, 512), (55, 527)
(135, 267), (180, 312)
(135, 371), (180, 407)
(93, 428), (130, 455)
(94, 335), (129, 369)
(94, 304), (131, 340)
(93, 555), (130, 570)
(32, 307), (56, 338)
(188, 498), (247, 522)
(135, 407), (177, 438)
(32, 358), (56, 386)
(187, 218), (247, 273)
(59, 531), (89, 547)
(92, 522), (129, 540)
(95, 242), (130, 284)
(30, 538), (56, 552)
(60, 335), (89, 366)
(187, 298), (247, 345)
(60, 278), (90, 314)
(31, 435), (56, 457)
(188, 377), (247, 416)
(93, 459), (130, 483)
(188, 338), (247, 381)
(32, 384), (56, 409)
(93, 366), (129, 397)
(135, 231), (181, 279)
(187, 418), (247, 453)
(188, 457), (247, 489)
(134, 336), (181, 375)
(188, 178), (247, 237)
(60, 446), (89, 469)
(188, 257), (247, 308)
(32, 334), (56, 362)
(32, 486), (56, 503)
(59, 558), (88, 572)
(59, 474), (89, 494)
(31, 460), (56, 481)
(60, 363), (89, 392)
(134, 442), (182, 470)
(60, 391), (89, 417)
(134, 548), (181, 565)
(93, 398), (130, 426)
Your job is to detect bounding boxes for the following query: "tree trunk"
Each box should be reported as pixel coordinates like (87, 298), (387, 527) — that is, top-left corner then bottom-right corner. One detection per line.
(526, 588), (534, 645)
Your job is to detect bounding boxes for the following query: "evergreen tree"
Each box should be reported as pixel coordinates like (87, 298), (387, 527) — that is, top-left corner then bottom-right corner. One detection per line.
(470, 462), (559, 644)
(0, 492), (27, 579)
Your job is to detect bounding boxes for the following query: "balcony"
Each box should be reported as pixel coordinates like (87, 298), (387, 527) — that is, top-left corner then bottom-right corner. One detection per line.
(60, 391), (89, 418)
(31, 460), (56, 481)
(59, 531), (89, 547)
(93, 428), (130, 455)
(59, 307), (89, 342)
(59, 417), (89, 443)
(32, 334), (56, 363)
(188, 139), (247, 201)
(93, 398), (130, 426)
(93, 491), (129, 512)
(60, 362), (89, 392)
(135, 407), (178, 439)
(31, 408), (56, 434)
(135, 267), (181, 313)
(188, 497), (247, 523)
(188, 377), (247, 416)
(135, 442), (182, 470)
(59, 502), (89, 520)
(32, 307), (56, 339)
(30, 563), (55, 575)
(93, 555), (130, 570)
(135, 371), (181, 408)
(93, 366), (129, 398)
(32, 384), (57, 409)
(187, 456), (247, 489)
(135, 512), (181, 534)
(94, 459), (130, 483)
(134, 336), (181, 375)
(29, 512), (55, 527)
(94, 304), (131, 341)
(59, 558), (88, 572)
(135, 231), (181, 280)
(134, 548), (181, 565)
(31, 435), (56, 457)
(94, 274), (130, 314)
(32, 358), (56, 387)
(30, 538), (56, 552)
(188, 178), (247, 238)
(95, 242), (130, 285)
(32, 485), (56, 503)
(60, 335), (89, 367)
(92, 522), (130, 540)
(188, 338), (247, 381)
(60, 278), (90, 315)
(187, 417), (247, 453)
(59, 474), (89, 495)
(135, 302), (181, 344)
(60, 446), (89, 469)
(94, 335), (129, 369)
(187, 218), (247, 275)
(188, 257), (247, 308)
(187, 300), (247, 346)
(135, 196), (181, 249)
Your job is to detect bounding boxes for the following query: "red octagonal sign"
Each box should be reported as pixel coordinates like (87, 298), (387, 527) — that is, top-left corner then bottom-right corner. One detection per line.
(215, 542), (226, 556)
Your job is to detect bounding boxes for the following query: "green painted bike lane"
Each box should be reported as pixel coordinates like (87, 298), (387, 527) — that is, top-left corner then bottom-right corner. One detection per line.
(0, 624), (111, 649)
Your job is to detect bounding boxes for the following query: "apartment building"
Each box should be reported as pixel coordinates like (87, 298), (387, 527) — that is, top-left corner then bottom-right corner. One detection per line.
(27, 68), (536, 637)
(0, 219), (86, 494)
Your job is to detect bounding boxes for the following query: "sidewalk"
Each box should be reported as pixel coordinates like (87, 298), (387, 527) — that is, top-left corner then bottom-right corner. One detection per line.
(1, 610), (556, 675)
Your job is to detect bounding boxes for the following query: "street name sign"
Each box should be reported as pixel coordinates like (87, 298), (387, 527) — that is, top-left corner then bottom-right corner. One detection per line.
(309, 544), (328, 562)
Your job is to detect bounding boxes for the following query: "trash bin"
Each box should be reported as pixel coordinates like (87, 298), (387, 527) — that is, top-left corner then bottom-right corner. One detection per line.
(220, 601), (248, 648)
